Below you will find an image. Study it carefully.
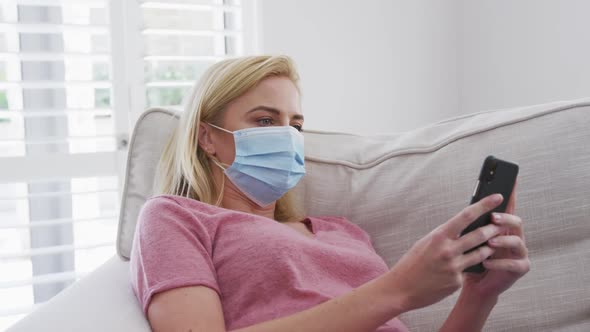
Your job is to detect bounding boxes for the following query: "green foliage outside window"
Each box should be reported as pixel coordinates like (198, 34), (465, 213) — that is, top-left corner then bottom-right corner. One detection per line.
(144, 61), (210, 82)
(146, 87), (190, 107)
(0, 91), (8, 123)
(144, 61), (210, 107)
(92, 62), (110, 81)
(95, 88), (111, 108)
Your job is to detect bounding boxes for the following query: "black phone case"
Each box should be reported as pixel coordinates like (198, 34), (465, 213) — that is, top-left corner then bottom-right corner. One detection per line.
(461, 155), (519, 273)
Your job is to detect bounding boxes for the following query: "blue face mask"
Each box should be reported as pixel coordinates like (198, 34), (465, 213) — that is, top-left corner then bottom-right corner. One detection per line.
(207, 123), (306, 207)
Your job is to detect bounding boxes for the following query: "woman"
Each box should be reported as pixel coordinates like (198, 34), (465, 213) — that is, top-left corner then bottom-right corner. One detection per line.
(129, 55), (530, 332)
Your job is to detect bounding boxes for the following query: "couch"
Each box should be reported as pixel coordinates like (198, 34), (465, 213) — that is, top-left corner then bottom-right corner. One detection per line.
(8, 97), (590, 331)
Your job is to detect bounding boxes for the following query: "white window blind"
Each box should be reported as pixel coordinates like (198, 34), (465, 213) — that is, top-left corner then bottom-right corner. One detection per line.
(141, 0), (243, 109)
(0, 0), (244, 329)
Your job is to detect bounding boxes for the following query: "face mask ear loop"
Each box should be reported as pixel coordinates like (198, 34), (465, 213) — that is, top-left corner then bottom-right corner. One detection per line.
(207, 122), (233, 135)
(206, 154), (228, 207)
(211, 157), (228, 171)
(205, 122), (233, 170)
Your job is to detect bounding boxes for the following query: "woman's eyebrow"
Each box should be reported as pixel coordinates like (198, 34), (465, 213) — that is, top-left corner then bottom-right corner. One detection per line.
(246, 105), (304, 121)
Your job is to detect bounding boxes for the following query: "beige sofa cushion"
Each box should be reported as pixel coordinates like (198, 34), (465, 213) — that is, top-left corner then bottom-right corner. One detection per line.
(117, 97), (590, 331)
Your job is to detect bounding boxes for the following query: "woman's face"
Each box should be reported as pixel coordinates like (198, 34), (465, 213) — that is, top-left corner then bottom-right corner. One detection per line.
(199, 76), (304, 166)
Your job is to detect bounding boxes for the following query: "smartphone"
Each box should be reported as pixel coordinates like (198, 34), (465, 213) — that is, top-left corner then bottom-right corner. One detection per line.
(461, 155), (519, 273)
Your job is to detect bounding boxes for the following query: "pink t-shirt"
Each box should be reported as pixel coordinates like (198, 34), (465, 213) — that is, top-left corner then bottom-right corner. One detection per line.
(129, 194), (409, 331)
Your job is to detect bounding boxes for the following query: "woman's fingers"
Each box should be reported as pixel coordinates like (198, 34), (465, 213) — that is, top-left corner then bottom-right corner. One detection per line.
(483, 258), (530, 275)
(446, 193), (504, 237)
(491, 213), (524, 239)
(506, 180), (517, 214)
(459, 245), (495, 271)
(456, 223), (502, 254)
(488, 235), (528, 258)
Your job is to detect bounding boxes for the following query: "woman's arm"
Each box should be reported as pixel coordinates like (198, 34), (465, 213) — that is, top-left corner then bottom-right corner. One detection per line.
(148, 271), (408, 332)
(233, 272), (406, 332)
(438, 290), (498, 332)
(149, 286), (227, 332)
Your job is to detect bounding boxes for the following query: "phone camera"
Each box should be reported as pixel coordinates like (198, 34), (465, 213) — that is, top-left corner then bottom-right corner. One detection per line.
(486, 161), (498, 183)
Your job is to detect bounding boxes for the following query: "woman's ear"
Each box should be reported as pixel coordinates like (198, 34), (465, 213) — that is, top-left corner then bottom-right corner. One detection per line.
(198, 123), (215, 156)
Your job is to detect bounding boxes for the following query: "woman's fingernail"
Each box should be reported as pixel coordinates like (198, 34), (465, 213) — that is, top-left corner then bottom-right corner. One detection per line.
(493, 194), (503, 203)
(493, 213), (502, 221)
(489, 238), (497, 245)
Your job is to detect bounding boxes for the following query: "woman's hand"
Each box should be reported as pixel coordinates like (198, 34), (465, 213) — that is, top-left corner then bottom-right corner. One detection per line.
(385, 193), (511, 311)
(462, 181), (531, 299)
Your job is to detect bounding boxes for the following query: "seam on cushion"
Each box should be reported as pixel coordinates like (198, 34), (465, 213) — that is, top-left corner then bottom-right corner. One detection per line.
(432, 102), (548, 125)
(301, 129), (362, 136)
(142, 277), (222, 316)
(431, 97), (590, 125)
(117, 108), (180, 260)
(304, 102), (590, 170)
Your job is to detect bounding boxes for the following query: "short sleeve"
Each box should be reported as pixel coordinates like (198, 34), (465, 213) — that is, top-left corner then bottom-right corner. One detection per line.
(129, 197), (221, 315)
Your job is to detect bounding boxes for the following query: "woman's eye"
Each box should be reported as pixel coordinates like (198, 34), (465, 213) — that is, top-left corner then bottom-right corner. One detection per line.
(291, 124), (303, 132)
(257, 118), (273, 126)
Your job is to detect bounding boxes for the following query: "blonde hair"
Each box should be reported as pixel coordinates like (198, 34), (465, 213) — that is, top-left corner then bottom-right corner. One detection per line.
(153, 55), (304, 222)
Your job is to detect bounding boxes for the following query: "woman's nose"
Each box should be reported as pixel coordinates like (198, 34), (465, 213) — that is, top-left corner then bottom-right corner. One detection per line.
(278, 117), (291, 126)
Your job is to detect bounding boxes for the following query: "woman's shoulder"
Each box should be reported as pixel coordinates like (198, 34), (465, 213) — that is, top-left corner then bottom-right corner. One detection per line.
(143, 194), (237, 219)
(137, 194), (231, 235)
(145, 193), (216, 211)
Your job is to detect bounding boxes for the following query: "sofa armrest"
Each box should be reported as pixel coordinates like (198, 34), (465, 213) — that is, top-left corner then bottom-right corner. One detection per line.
(7, 256), (150, 332)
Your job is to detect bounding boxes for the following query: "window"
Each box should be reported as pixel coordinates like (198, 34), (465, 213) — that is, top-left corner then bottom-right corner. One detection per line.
(142, 1), (242, 107)
(0, 0), (244, 328)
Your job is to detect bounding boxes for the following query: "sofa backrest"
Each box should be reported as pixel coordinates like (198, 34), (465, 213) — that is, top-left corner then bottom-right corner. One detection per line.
(117, 98), (590, 331)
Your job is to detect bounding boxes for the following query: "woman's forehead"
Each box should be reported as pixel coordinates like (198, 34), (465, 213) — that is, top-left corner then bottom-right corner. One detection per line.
(225, 77), (303, 118)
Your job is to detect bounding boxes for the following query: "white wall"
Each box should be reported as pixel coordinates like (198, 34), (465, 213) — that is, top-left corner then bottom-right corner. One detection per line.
(255, 0), (460, 134)
(459, 0), (590, 113)
(251, 0), (590, 134)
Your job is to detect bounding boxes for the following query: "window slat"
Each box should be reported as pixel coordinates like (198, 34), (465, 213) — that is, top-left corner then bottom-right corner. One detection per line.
(0, 271), (86, 289)
(141, 28), (240, 37)
(0, 136), (116, 147)
(144, 80), (194, 87)
(143, 55), (225, 61)
(0, 188), (118, 200)
(0, 214), (118, 229)
(139, 1), (240, 12)
(1, 109), (112, 118)
(8, 0), (106, 8)
(0, 52), (110, 61)
(0, 152), (122, 183)
(0, 81), (111, 89)
(0, 23), (109, 34)
(0, 241), (115, 260)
